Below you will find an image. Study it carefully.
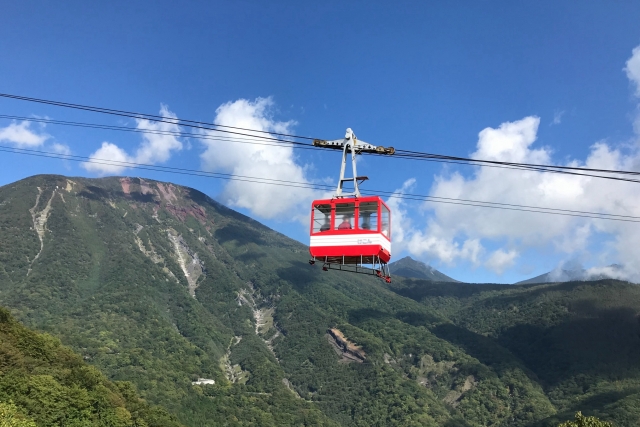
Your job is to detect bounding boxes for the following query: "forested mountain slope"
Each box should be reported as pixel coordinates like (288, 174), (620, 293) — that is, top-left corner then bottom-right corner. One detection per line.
(0, 174), (637, 426)
(0, 306), (183, 426)
(390, 279), (640, 426)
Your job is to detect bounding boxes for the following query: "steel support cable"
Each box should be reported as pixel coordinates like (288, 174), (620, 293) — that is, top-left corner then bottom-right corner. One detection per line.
(0, 95), (313, 146)
(6, 113), (587, 179)
(3, 97), (640, 187)
(0, 143), (635, 219)
(387, 152), (640, 184)
(0, 114), (315, 151)
(3, 114), (640, 187)
(2, 145), (639, 223)
(368, 191), (640, 221)
(0, 146), (333, 190)
(0, 114), (592, 178)
(3, 93), (640, 179)
(391, 149), (640, 178)
(0, 114), (602, 171)
(394, 149), (640, 177)
(0, 93), (318, 142)
(372, 193), (640, 222)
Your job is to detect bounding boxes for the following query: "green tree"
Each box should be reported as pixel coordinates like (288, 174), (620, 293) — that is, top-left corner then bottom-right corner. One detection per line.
(558, 411), (613, 427)
(0, 402), (36, 427)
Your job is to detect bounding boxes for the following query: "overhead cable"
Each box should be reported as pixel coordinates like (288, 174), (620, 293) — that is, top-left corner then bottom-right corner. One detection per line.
(2, 144), (639, 223)
(0, 93), (317, 141)
(0, 114), (314, 151)
(0, 94), (312, 145)
(2, 93), (640, 179)
(1, 113), (640, 185)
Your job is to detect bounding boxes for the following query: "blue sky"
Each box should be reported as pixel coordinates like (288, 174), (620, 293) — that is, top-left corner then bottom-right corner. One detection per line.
(1, 1), (640, 283)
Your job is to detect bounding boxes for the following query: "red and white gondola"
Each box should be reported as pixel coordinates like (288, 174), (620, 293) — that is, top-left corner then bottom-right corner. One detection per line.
(308, 129), (395, 282)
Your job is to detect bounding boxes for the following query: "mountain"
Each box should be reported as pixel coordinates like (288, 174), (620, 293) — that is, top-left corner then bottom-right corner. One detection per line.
(388, 278), (640, 426)
(389, 256), (460, 282)
(0, 175), (338, 426)
(1, 174), (639, 426)
(0, 306), (183, 426)
(516, 264), (624, 285)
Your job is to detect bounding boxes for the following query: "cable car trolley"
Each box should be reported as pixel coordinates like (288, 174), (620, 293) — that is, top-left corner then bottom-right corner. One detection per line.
(309, 128), (395, 282)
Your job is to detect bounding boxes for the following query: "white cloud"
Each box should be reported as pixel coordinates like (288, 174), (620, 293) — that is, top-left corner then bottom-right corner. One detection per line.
(83, 106), (182, 175)
(83, 142), (132, 174)
(51, 142), (71, 156)
(132, 105), (182, 164)
(387, 179), (485, 267)
(625, 45), (640, 136)
(554, 223), (592, 253)
(385, 178), (416, 246)
(402, 115), (640, 281)
(585, 264), (628, 281)
(0, 120), (49, 147)
(551, 110), (565, 125)
(199, 97), (315, 220)
(398, 41), (640, 279)
(404, 221), (484, 266)
(485, 249), (519, 275)
(625, 45), (640, 97)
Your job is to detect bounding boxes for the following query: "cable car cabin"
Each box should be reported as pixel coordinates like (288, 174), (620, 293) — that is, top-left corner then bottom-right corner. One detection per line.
(309, 196), (391, 266)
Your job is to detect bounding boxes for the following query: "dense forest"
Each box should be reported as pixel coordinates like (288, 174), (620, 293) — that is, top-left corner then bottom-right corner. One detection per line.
(0, 306), (183, 426)
(1, 174), (639, 426)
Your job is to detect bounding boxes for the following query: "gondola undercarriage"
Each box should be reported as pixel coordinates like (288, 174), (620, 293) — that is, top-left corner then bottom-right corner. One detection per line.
(309, 254), (391, 283)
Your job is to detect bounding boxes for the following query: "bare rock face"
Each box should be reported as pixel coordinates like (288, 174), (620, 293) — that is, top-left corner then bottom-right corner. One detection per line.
(27, 187), (57, 275)
(327, 328), (366, 362)
(165, 203), (208, 224)
(236, 284), (281, 360)
(166, 228), (205, 297)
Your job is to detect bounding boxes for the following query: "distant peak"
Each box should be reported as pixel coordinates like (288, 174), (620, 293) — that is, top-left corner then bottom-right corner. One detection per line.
(388, 256), (459, 282)
(516, 263), (632, 285)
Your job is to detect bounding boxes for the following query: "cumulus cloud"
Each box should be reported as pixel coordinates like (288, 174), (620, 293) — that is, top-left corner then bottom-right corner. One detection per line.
(402, 115), (640, 279)
(83, 105), (182, 175)
(83, 142), (132, 174)
(199, 97), (315, 220)
(51, 142), (72, 155)
(485, 249), (519, 275)
(396, 43), (640, 279)
(133, 106), (182, 164)
(406, 228), (484, 266)
(625, 45), (640, 97)
(385, 178), (416, 246)
(0, 120), (49, 147)
(397, 42), (640, 280)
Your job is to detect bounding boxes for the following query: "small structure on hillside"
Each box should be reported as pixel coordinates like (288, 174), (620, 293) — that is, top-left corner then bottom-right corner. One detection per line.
(191, 378), (215, 385)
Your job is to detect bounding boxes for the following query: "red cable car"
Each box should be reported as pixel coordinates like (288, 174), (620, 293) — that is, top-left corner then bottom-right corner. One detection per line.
(308, 129), (395, 282)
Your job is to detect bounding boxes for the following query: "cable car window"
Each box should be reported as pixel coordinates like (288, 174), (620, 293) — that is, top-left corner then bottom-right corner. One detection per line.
(381, 204), (390, 238)
(335, 203), (355, 230)
(358, 202), (378, 231)
(313, 204), (332, 233)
